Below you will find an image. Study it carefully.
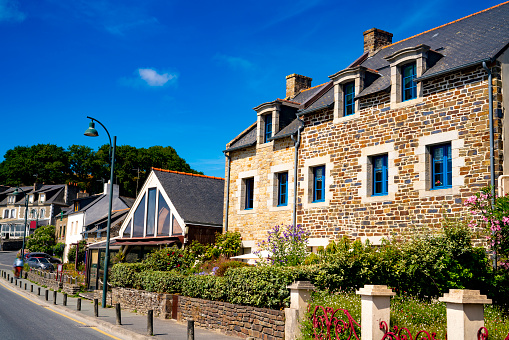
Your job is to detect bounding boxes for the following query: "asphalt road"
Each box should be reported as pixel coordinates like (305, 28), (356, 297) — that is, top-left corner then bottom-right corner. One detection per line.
(0, 250), (17, 272)
(0, 279), (117, 340)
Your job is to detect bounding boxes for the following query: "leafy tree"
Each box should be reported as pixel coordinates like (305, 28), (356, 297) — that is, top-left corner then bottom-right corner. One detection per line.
(67, 240), (87, 264)
(53, 242), (65, 259)
(67, 145), (99, 191)
(26, 225), (56, 254)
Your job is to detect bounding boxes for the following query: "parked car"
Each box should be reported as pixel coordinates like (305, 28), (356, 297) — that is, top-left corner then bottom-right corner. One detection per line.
(27, 257), (54, 271)
(25, 252), (62, 264)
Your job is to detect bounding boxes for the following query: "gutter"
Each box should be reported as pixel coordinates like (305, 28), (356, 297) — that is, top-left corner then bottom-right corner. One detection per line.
(223, 151), (231, 233)
(290, 118), (305, 230)
(223, 141), (256, 153)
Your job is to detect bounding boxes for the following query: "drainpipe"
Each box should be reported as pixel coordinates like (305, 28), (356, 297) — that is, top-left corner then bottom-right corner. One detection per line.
(290, 118), (304, 231)
(483, 61), (496, 269)
(223, 152), (231, 233)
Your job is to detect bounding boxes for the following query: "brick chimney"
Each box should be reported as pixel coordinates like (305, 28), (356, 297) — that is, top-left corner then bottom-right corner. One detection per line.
(286, 74), (312, 99)
(363, 28), (393, 54)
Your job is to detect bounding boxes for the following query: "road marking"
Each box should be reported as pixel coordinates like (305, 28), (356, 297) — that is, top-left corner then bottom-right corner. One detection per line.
(0, 280), (122, 339)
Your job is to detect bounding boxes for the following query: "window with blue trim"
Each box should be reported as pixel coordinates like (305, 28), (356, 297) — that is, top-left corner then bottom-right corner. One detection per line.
(431, 143), (452, 189)
(344, 82), (355, 116)
(402, 63), (417, 101)
(372, 155), (388, 196)
(244, 177), (254, 210)
(313, 166), (325, 202)
(277, 172), (288, 206)
(264, 114), (272, 143)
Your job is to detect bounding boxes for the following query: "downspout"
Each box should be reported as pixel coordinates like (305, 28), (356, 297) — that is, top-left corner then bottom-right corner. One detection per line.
(290, 118), (304, 230)
(223, 151), (231, 233)
(483, 61), (496, 269)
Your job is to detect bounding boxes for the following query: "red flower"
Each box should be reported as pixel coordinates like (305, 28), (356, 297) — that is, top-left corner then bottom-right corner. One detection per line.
(177, 264), (180, 267)
(172, 252), (175, 255)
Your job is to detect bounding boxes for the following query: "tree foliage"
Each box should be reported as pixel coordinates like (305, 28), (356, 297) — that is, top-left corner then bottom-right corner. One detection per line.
(67, 240), (87, 264)
(26, 225), (56, 254)
(0, 143), (202, 197)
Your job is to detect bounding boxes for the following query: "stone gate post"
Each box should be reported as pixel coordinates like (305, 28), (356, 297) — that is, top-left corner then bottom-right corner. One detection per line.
(284, 280), (315, 340)
(439, 289), (492, 340)
(356, 285), (395, 340)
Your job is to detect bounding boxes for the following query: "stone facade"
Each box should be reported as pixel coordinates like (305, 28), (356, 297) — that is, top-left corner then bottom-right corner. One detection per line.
(26, 269), (81, 295)
(297, 64), (503, 240)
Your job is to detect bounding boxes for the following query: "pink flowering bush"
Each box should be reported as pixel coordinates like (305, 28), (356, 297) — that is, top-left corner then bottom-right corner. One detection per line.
(464, 186), (509, 264)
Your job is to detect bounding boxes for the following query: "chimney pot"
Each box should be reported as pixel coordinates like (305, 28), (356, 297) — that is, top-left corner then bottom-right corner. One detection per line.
(286, 74), (312, 99)
(363, 28), (393, 54)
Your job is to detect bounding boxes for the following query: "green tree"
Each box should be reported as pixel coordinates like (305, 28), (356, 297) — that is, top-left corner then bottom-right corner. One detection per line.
(67, 240), (87, 264)
(67, 144), (98, 191)
(26, 225), (56, 254)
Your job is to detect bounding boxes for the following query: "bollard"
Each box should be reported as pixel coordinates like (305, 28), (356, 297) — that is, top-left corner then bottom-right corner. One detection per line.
(30, 285), (33, 293)
(147, 310), (154, 336)
(115, 303), (121, 325)
(19, 281), (22, 288)
(77, 298), (81, 311)
(53, 291), (57, 305)
(63, 293), (67, 306)
(45, 290), (49, 301)
(94, 299), (99, 317)
(15, 279), (17, 285)
(10, 277), (13, 283)
(38, 287), (41, 295)
(187, 319), (195, 340)
(24, 283), (27, 290)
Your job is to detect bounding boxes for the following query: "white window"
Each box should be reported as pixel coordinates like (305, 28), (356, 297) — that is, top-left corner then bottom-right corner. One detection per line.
(8, 196), (14, 204)
(3, 210), (8, 218)
(29, 195), (34, 203)
(10, 209), (16, 219)
(40, 209), (45, 218)
(303, 155), (332, 209)
(39, 194), (45, 203)
(236, 170), (258, 214)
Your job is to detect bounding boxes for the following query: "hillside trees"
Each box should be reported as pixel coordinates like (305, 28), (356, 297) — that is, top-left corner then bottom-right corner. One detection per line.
(0, 143), (202, 197)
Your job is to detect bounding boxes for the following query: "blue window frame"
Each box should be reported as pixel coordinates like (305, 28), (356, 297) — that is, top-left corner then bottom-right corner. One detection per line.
(278, 172), (288, 206)
(344, 82), (355, 116)
(402, 63), (417, 101)
(313, 166), (325, 203)
(244, 177), (254, 210)
(372, 155), (388, 196)
(264, 114), (272, 143)
(431, 143), (452, 189)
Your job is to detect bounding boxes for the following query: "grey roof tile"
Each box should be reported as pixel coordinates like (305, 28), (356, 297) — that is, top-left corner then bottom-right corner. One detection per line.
(154, 170), (224, 226)
(225, 123), (257, 152)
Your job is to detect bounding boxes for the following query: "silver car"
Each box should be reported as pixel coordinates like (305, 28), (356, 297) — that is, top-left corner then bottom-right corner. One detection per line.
(27, 257), (54, 271)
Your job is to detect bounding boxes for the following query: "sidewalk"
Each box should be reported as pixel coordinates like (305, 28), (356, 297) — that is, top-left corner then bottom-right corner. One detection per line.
(1, 271), (243, 340)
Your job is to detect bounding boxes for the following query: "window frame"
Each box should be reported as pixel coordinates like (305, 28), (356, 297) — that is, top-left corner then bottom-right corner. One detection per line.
(431, 143), (452, 190)
(264, 114), (272, 143)
(372, 154), (388, 196)
(401, 63), (417, 101)
(312, 166), (325, 203)
(244, 177), (254, 210)
(277, 172), (288, 207)
(343, 81), (355, 116)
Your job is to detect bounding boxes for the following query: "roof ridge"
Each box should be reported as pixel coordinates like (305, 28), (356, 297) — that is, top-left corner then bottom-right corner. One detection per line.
(381, 1), (509, 50)
(276, 98), (301, 105)
(300, 82), (328, 93)
(152, 167), (224, 181)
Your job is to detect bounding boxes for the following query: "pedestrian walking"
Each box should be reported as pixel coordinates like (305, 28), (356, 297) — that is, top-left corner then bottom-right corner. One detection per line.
(13, 256), (23, 278)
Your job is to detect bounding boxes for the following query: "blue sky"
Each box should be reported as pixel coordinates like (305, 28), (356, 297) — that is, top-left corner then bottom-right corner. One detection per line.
(0, 0), (504, 178)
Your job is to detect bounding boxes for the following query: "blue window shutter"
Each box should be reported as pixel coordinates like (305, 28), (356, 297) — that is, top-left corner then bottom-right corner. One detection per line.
(431, 144), (452, 189)
(402, 63), (417, 101)
(372, 155), (388, 196)
(264, 115), (272, 143)
(344, 82), (355, 116)
(278, 172), (288, 206)
(313, 166), (325, 202)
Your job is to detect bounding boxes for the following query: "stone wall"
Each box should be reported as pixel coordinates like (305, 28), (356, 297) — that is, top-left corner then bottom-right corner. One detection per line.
(178, 296), (285, 340)
(26, 270), (81, 295)
(297, 65), (502, 240)
(96, 287), (173, 318)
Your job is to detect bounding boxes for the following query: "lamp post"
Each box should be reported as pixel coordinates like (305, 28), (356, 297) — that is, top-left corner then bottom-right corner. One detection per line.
(12, 187), (29, 268)
(84, 116), (116, 309)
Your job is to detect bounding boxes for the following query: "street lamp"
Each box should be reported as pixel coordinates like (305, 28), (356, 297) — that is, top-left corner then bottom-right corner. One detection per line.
(84, 116), (116, 309)
(12, 187), (28, 268)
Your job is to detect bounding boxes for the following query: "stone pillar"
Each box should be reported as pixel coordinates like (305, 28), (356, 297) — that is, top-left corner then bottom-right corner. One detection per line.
(439, 289), (492, 340)
(284, 281), (315, 340)
(356, 285), (395, 340)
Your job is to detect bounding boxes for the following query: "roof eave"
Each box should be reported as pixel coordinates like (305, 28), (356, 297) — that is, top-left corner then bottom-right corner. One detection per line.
(415, 58), (493, 82)
(297, 103), (334, 116)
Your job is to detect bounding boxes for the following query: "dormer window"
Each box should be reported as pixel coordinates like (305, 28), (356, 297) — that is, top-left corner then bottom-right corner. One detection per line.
(39, 194), (45, 203)
(264, 114), (272, 143)
(8, 196), (14, 204)
(29, 195), (34, 203)
(402, 63), (417, 101)
(344, 82), (355, 116)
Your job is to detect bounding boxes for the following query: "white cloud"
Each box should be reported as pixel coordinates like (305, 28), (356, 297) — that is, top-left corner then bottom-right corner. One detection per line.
(138, 68), (176, 86)
(215, 54), (254, 71)
(0, 0), (26, 22)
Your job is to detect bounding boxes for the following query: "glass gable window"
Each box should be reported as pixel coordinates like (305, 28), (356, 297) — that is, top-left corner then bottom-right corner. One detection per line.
(157, 192), (171, 236)
(313, 166), (325, 203)
(278, 172), (288, 206)
(431, 143), (452, 189)
(132, 194), (146, 237)
(123, 219), (132, 238)
(372, 155), (388, 196)
(344, 82), (355, 116)
(146, 188), (156, 237)
(264, 114), (272, 143)
(244, 177), (254, 210)
(172, 215), (183, 235)
(402, 63), (417, 101)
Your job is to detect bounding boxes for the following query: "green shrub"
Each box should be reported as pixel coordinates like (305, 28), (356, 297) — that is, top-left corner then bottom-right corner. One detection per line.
(110, 262), (147, 288)
(138, 270), (185, 293)
(143, 246), (192, 272)
(215, 260), (250, 277)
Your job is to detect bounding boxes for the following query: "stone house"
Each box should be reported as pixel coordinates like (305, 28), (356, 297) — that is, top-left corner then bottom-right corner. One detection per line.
(224, 2), (509, 251)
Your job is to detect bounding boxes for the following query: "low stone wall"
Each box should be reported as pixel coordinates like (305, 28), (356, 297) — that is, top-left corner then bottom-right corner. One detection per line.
(26, 270), (81, 295)
(178, 296), (285, 340)
(100, 287), (285, 340)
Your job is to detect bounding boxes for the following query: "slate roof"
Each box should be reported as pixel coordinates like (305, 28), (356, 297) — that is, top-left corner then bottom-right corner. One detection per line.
(292, 82), (329, 104)
(270, 118), (304, 140)
(153, 169), (224, 227)
(356, 1), (509, 98)
(224, 122), (257, 152)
